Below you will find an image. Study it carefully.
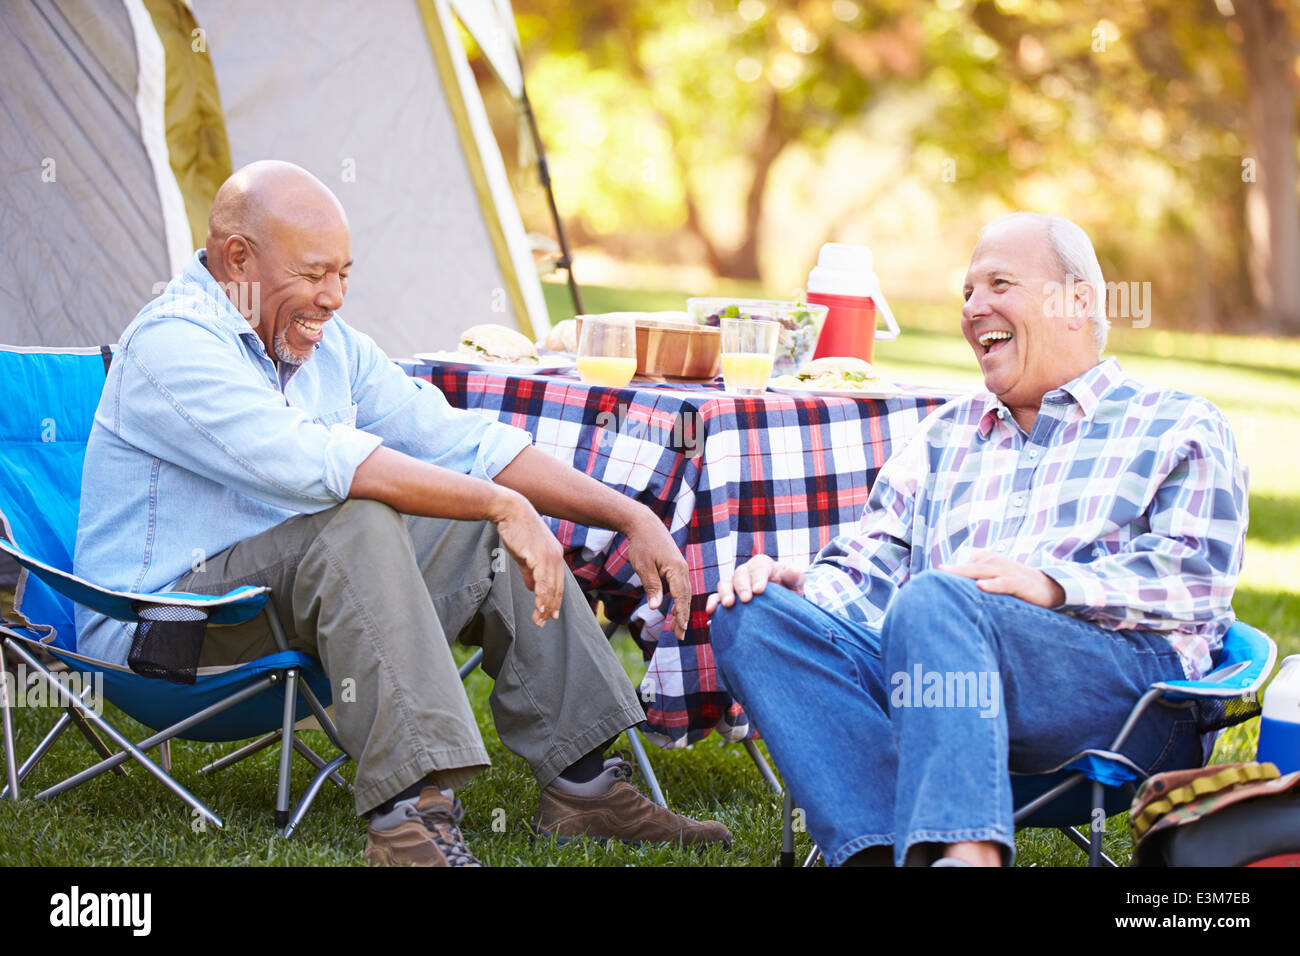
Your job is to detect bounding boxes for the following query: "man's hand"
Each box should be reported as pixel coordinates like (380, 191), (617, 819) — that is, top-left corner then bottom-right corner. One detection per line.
(706, 554), (806, 616)
(939, 551), (1065, 609)
(624, 509), (692, 640)
(489, 487), (568, 627)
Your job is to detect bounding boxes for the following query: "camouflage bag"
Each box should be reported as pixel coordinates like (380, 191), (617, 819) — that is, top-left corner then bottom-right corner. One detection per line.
(1130, 762), (1300, 866)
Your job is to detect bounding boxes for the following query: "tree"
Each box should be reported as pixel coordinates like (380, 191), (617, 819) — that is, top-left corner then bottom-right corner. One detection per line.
(502, 0), (1299, 330)
(1234, 0), (1300, 331)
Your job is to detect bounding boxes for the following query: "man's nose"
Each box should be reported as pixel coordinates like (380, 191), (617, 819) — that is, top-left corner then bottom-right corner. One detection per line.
(962, 287), (989, 321)
(316, 273), (344, 311)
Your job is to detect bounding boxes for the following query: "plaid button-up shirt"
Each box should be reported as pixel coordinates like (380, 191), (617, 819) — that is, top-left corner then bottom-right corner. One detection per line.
(801, 357), (1248, 679)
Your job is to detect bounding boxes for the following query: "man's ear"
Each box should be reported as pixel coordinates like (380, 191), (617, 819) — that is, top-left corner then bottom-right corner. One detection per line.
(1068, 279), (1097, 332)
(222, 234), (254, 279)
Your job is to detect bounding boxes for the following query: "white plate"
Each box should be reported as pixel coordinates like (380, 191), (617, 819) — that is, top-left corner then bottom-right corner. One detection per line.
(767, 384), (901, 401)
(413, 351), (575, 374)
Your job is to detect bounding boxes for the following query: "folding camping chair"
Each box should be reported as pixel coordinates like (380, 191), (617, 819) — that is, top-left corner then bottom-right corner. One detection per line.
(0, 344), (348, 836)
(768, 619), (1277, 866)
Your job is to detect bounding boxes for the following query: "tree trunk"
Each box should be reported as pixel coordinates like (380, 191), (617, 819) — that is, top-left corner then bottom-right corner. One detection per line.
(1236, 0), (1300, 332)
(674, 91), (785, 282)
(719, 90), (785, 281)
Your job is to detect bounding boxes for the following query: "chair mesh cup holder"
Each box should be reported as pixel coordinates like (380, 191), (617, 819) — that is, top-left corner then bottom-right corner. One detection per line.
(128, 603), (209, 685)
(1193, 694), (1262, 735)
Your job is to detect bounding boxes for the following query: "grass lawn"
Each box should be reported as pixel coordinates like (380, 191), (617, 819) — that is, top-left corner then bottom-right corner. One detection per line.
(1, 283), (1296, 867)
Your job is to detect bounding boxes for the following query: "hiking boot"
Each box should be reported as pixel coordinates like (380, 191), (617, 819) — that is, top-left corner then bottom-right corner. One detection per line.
(533, 755), (732, 848)
(364, 787), (483, 867)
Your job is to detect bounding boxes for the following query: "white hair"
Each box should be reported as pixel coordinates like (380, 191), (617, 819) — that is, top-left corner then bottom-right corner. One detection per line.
(981, 212), (1109, 354)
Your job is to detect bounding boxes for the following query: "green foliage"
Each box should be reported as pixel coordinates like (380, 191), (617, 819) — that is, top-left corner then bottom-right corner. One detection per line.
(502, 0), (1296, 327)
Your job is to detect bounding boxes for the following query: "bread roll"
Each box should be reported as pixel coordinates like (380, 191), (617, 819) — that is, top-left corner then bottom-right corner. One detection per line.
(544, 319), (578, 353)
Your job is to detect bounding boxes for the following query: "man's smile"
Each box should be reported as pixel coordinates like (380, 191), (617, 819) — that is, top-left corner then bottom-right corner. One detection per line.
(977, 329), (1014, 354)
(290, 314), (330, 342)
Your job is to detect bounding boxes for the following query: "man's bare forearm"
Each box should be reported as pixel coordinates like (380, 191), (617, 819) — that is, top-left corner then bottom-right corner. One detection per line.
(348, 445), (521, 522)
(492, 446), (655, 534)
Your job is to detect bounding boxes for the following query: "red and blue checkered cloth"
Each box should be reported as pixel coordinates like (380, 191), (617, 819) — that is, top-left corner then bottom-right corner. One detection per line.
(399, 361), (954, 747)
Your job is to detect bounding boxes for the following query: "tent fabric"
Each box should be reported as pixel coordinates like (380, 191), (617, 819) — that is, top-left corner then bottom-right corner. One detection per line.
(122, 0), (194, 278)
(0, 0), (173, 346)
(1, 0), (550, 357)
(141, 0), (233, 251)
(449, 0), (524, 99)
(188, 0), (543, 355)
(418, 0), (537, 339)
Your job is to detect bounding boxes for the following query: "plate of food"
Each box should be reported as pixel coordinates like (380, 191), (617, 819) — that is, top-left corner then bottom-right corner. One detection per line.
(767, 356), (899, 400)
(415, 324), (575, 373)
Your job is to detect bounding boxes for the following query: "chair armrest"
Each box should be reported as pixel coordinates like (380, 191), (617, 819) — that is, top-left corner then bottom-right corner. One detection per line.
(0, 538), (268, 626)
(1150, 622), (1277, 701)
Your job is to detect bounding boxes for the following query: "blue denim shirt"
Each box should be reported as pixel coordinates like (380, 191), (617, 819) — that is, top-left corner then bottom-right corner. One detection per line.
(74, 251), (532, 663)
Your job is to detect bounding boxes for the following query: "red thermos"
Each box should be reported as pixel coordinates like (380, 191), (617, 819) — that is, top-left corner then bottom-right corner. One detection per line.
(808, 243), (898, 364)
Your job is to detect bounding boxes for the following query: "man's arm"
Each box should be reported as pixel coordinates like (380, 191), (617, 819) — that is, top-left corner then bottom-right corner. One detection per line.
(493, 446), (692, 638)
(348, 446), (567, 628)
(707, 415), (924, 618)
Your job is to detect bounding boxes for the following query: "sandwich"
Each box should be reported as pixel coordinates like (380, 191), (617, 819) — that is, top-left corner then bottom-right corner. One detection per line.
(772, 356), (892, 392)
(459, 324), (539, 365)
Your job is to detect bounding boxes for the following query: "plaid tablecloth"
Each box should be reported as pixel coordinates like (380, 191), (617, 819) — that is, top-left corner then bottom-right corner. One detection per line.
(398, 360), (957, 748)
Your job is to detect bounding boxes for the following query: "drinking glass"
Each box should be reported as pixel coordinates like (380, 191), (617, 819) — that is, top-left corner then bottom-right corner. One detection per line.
(577, 315), (637, 388)
(720, 317), (779, 395)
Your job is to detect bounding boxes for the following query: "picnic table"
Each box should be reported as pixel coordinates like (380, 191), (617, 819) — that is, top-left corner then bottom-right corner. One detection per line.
(398, 359), (958, 748)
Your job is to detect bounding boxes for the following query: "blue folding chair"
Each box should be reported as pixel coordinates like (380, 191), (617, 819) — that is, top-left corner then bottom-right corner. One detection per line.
(0, 344), (349, 835)
(1010, 620), (1277, 866)
(772, 619), (1277, 866)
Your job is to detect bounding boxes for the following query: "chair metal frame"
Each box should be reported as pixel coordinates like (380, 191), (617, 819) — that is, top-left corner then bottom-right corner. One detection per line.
(1, 577), (351, 836)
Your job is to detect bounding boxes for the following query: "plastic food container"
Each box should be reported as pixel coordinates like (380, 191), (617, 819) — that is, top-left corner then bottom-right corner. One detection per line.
(686, 298), (828, 376)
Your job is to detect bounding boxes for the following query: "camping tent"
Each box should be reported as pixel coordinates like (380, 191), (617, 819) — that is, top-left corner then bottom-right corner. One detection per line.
(0, 0), (552, 357)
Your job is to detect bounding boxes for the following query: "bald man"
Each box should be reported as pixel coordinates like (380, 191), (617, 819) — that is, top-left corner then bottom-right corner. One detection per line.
(75, 161), (729, 865)
(707, 213), (1248, 866)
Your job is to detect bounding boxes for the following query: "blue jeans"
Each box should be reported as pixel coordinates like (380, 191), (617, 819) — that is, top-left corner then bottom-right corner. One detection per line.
(709, 570), (1203, 866)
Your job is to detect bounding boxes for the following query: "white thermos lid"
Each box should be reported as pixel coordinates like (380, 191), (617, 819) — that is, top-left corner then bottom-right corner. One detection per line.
(808, 243), (875, 296)
(807, 243), (899, 340)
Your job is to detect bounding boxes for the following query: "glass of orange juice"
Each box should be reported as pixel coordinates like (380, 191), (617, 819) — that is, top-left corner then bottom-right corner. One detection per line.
(720, 317), (779, 395)
(577, 315), (638, 388)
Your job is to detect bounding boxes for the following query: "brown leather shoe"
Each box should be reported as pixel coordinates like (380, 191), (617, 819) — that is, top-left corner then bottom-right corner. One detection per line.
(364, 787), (483, 867)
(534, 756), (732, 848)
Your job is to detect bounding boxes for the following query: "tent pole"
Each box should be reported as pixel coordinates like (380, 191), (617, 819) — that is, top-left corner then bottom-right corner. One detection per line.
(519, 84), (584, 317)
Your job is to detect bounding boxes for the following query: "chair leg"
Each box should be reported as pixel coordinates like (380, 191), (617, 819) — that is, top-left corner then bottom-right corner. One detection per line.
(159, 739), (171, 774)
(1, 650), (18, 801)
(1, 712), (67, 800)
(292, 736), (349, 790)
(802, 844), (822, 867)
(742, 738), (783, 796)
(1089, 780), (1103, 867)
(623, 725), (666, 807)
(282, 752), (351, 840)
(457, 647), (484, 681)
(7, 639), (225, 827)
(781, 788), (795, 867)
(1060, 825), (1117, 867)
(198, 731), (280, 775)
(275, 669), (298, 832)
(66, 698), (128, 776)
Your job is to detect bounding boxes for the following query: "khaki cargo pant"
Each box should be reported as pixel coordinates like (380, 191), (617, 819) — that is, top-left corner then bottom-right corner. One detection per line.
(177, 499), (645, 815)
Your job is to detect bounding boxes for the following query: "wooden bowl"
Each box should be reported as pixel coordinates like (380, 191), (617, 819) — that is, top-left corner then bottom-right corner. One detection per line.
(576, 313), (720, 380)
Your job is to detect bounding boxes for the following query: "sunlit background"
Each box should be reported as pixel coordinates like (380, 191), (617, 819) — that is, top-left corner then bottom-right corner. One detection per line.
(467, 0), (1299, 337)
